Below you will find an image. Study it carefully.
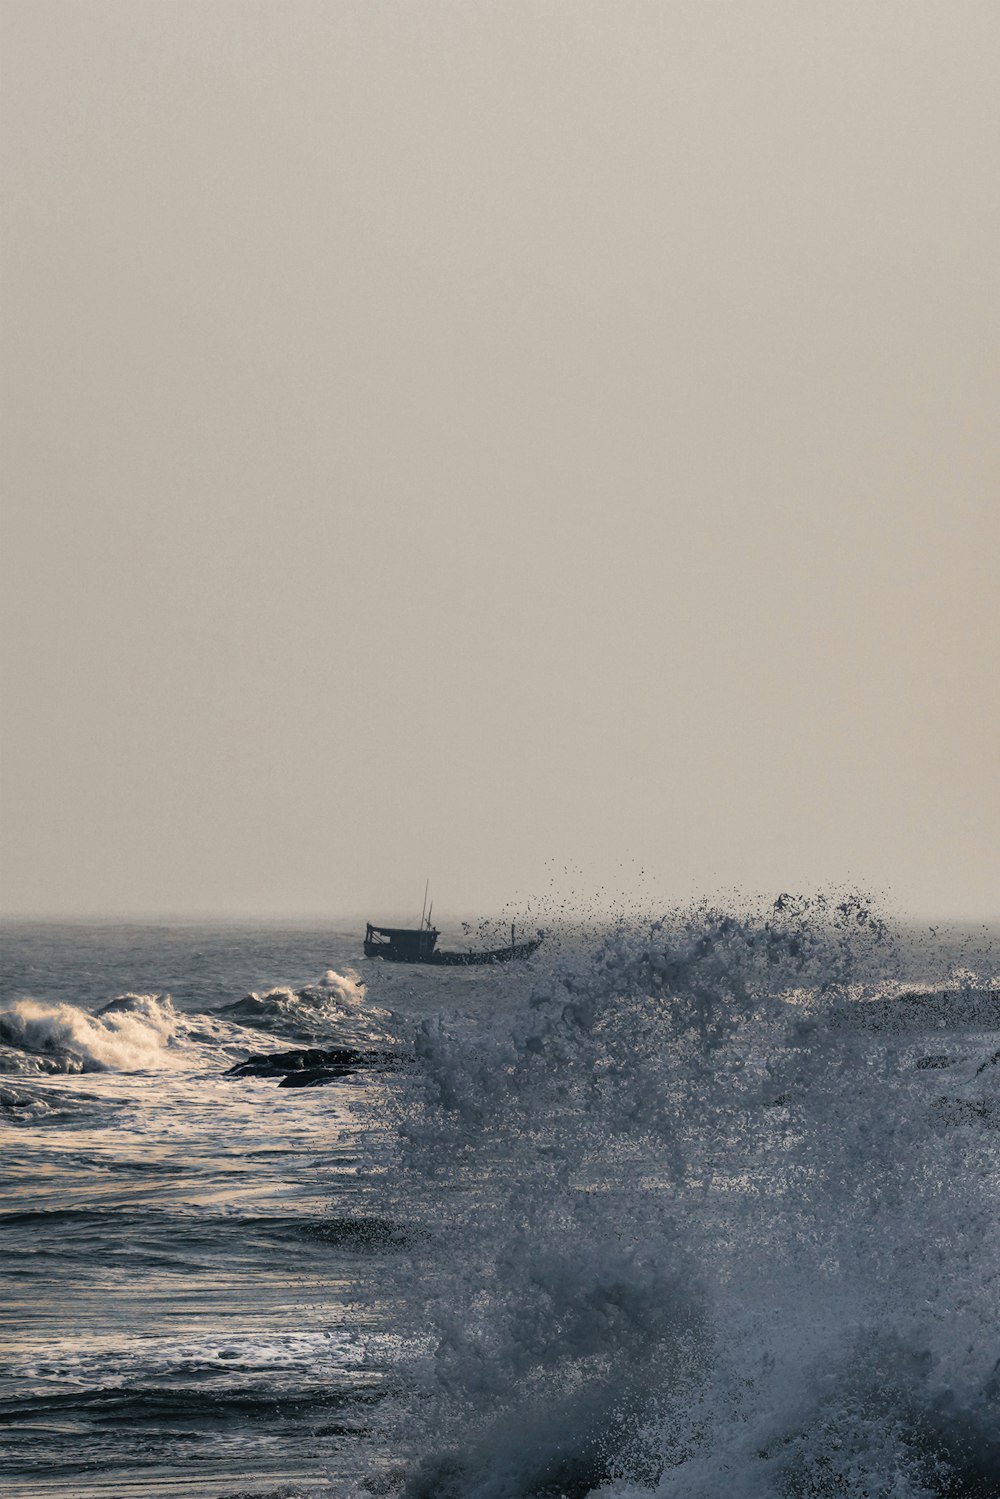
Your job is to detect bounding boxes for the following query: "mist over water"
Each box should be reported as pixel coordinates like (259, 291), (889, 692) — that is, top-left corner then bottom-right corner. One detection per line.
(1, 901), (998, 1497)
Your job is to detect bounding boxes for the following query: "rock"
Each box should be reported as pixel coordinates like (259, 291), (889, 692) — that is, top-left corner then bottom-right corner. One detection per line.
(225, 1046), (361, 1078)
(224, 1045), (396, 1083)
(277, 1067), (353, 1088)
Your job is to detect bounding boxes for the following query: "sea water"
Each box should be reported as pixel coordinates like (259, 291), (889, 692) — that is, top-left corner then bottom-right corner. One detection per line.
(1, 903), (998, 1499)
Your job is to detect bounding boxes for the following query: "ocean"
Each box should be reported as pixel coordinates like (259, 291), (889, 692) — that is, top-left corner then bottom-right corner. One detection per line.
(1, 903), (998, 1499)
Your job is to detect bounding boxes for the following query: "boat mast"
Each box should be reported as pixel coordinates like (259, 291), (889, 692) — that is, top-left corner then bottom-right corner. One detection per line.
(419, 879), (429, 930)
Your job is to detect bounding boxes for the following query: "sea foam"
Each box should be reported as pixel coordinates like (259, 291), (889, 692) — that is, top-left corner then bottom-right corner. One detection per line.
(0, 994), (185, 1074)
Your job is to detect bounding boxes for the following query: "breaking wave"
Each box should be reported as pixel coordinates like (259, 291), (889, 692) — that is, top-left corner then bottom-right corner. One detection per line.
(0, 969), (390, 1081)
(217, 967), (391, 1043)
(385, 895), (1000, 1498)
(0, 993), (189, 1074)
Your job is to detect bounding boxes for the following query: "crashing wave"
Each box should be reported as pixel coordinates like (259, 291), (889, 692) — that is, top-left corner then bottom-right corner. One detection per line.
(382, 894), (1000, 1498)
(218, 968), (392, 1043)
(0, 991), (291, 1075)
(0, 993), (186, 1074)
(0, 969), (392, 1076)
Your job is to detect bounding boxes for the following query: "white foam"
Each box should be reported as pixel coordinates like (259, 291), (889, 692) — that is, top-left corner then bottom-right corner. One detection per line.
(0, 968), (391, 1076)
(0, 995), (187, 1073)
(219, 967), (391, 1044)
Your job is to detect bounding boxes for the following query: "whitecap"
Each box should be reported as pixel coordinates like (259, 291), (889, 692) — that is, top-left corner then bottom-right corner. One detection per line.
(0, 994), (185, 1074)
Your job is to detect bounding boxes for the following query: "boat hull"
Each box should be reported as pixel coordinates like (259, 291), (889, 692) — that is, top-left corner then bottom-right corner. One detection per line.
(363, 938), (542, 965)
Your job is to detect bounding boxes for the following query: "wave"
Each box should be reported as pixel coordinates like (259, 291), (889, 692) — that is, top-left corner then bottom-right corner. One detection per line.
(217, 968), (392, 1043)
(0, 993), (191, 1074)
(4, 1372), (382, 1422)
(0, 969), (390, 1077)
(0, 1077), (120, 1124)
(0, 990), (274, 1076)
(384, 895), (1000, 1498)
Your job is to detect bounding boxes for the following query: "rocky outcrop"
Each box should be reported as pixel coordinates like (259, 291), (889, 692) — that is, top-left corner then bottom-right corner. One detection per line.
(224, 1045), (396, 1086)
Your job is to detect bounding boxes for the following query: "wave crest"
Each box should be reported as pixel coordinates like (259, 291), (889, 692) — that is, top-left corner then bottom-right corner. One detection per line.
(218, 968), (390, 1043)
(0, 993), (186, 1074)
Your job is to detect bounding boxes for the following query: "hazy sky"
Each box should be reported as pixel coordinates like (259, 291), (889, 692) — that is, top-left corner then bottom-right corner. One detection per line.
(2, 0), (998, 923)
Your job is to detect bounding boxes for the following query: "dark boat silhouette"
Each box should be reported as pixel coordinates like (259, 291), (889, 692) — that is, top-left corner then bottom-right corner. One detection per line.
(363, 920), (541, 966)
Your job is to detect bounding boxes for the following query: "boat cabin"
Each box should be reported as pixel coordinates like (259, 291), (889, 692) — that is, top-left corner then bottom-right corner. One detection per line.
(364, 922), (440, 962)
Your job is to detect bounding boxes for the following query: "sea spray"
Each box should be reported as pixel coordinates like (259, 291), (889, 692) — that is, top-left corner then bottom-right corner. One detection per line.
(380, 896), (1000, 1498)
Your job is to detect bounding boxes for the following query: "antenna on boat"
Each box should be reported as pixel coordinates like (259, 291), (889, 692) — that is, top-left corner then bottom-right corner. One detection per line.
(419, 879), (429, 930)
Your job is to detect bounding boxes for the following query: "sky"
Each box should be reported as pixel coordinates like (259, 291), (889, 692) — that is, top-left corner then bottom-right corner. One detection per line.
(1, 0), (998, 924)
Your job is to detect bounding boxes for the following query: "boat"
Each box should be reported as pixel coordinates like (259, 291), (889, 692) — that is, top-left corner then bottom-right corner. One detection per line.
(363, 919), (542, 966)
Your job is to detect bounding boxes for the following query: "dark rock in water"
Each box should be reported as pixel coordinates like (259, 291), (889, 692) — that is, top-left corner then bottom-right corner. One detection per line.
(975, 1048), (1000, 1076)
(226, 1046), (361, 1077)
(224, 1045), (396, 1084)
(916, 1054), (955, 1069)
(277, 1066), (356, 1088)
